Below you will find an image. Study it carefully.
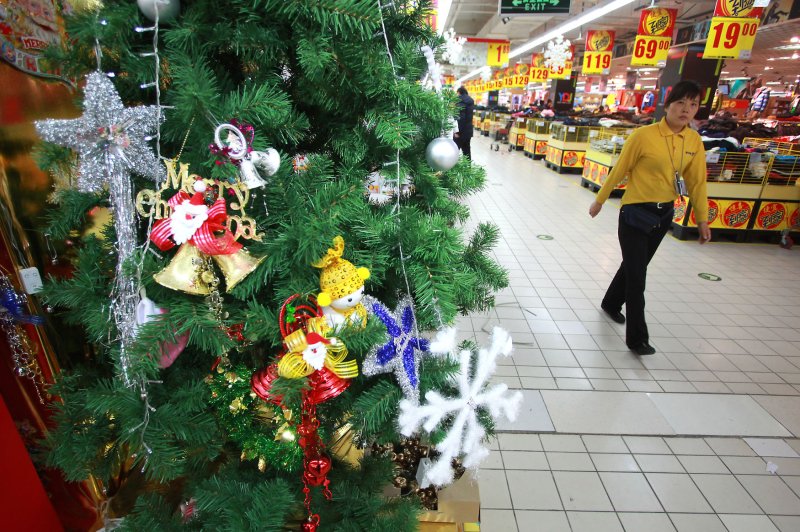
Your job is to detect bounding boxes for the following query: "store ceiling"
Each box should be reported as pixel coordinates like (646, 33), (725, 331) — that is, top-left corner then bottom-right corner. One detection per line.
(443, 0), (800, 90)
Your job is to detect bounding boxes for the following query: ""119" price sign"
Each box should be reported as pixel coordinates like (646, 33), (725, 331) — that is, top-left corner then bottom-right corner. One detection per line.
(582, 51), (612, 74)
(702, 17), (759, 60)
(630, 35), (670, 66)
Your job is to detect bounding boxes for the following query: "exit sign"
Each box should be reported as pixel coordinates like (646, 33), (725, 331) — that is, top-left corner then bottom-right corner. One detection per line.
(499, 0), (571, 15)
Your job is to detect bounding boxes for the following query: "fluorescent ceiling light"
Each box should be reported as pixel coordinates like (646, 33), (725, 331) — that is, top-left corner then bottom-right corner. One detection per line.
(457, 0), (636, 82)
(436, 0), (453, 36)
(509, 0), (637, 59)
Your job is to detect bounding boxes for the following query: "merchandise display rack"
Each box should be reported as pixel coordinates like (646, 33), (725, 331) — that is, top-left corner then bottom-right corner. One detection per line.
(508, 117), (528, 150)
(523, 119), (552, 159)
(672, 138), (800, 241)
(581, 126), (636, 193)
(544, 123), (598, 174)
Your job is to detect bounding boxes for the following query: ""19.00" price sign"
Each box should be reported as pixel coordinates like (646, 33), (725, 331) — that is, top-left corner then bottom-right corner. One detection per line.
(702, 17), (759, 60)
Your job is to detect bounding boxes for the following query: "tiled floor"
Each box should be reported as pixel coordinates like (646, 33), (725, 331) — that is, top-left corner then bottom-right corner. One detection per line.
(462, 136), (800, 531)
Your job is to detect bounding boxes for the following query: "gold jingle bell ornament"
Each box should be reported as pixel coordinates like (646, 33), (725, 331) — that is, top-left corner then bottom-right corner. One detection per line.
(312, 236), (370, 329)
(149, 179), (264, 295)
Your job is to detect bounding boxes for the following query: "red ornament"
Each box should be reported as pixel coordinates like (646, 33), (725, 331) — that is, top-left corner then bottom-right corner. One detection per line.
(306, 368), (350, 404)
(304, 456), (332, 487)
(301, 515), (320, 532)
(251, 365), (283, 404)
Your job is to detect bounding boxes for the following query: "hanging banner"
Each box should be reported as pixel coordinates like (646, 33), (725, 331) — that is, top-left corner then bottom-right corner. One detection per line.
(530, 53), (550, 84)
(488, 40), (511, 66)
(582, 30), (615, 74)
(631, 8), (677, 67)
(704, 1), (763, 60)
(703, 17), (759, 59)
(547, 47), (574, 80)
(713, 0), (765, 19)
(0, 0), (72, 83)
(448, 38), (510, 67)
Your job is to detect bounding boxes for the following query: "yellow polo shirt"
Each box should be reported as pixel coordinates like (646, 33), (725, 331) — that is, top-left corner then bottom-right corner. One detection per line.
(596, 118), (709, 222)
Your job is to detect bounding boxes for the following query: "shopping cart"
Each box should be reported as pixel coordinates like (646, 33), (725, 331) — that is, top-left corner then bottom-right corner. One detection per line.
(490, 118), (514, 151)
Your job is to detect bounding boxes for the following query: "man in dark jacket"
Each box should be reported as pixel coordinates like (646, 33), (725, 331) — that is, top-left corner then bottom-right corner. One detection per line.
(454, 87), (474, 160)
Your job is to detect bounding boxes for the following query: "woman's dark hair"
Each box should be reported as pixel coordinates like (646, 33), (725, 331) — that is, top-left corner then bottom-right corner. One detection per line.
(457, 87), (468, 95)
(665, 81), (701, 107)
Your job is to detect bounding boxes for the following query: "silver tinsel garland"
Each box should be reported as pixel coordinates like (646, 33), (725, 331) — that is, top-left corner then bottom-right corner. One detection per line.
(35, 72), (164, 385)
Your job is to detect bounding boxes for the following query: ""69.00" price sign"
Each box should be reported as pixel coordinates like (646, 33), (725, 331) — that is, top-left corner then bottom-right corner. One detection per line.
(630, 35), (671, 66)
(702, 17), (759, 60)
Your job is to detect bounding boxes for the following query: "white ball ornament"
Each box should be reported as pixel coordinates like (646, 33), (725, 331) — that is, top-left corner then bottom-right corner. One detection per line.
(425, 137), (460, 172)
(137, 0), (180, 22)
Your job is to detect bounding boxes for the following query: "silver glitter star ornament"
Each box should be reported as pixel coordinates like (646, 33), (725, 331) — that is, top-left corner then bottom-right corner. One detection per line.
(35, 71), (164, 191)
(35, 72), (164, 385)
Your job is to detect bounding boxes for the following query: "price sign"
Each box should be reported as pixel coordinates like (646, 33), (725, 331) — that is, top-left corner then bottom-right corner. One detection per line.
(487, 41), (510, 66)
(630, 35), (671, 66)
(530, 67), (550, 82)
(582, 51), (612, 74)
(548, 60), (572, 80)
(703, 17), (759, 60)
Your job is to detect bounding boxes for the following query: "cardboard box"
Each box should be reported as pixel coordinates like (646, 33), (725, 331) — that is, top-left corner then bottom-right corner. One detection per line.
(418, 474), (480, 531)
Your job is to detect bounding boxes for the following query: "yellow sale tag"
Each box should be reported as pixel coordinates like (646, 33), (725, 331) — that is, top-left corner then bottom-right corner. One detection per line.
(703, 17), (759, 59)
(630, 35), (671, 66)
(582, 51), (612, 74)
(548, 60), (572, 80)
(529, 67), (550, 83)
(487, 42), (510, 66)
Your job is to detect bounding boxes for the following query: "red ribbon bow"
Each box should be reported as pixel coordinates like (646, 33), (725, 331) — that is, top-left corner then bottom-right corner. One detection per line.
(150, 191), (242, 255)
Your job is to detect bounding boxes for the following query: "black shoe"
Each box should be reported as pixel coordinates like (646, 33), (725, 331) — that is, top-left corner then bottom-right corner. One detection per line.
(601, 306), (625, 324)
(630, 343), (656, 356)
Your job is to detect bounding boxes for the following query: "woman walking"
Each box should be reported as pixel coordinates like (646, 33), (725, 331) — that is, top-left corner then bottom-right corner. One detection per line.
(589, 81), (711, 355)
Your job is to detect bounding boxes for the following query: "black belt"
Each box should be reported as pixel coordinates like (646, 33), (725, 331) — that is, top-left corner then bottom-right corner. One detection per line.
(636, 201), (674, 211)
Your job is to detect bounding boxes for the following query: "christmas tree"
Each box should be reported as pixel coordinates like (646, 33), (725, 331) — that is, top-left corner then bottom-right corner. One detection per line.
(34, 1), (513, 529)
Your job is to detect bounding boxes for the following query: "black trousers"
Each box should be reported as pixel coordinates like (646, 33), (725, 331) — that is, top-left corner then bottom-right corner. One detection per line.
(602, 204), (673, 348)
(455, 135), (472, 160)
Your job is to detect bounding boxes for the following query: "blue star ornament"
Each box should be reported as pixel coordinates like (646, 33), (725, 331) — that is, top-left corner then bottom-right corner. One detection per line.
(363, 296), (431, 402)
(35, 71), (164, 192)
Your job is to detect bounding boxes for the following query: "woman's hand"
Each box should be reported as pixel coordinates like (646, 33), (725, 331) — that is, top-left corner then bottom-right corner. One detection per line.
(698, 221), (711, 244)
(589, 201), (602, 218)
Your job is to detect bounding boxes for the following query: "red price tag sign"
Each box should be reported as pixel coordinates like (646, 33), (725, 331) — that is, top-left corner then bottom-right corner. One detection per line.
(530, 67), (550, 82)
(703, 17), (759, 60)
(582, 51), (612, 74)
(630, 35), (671, 66)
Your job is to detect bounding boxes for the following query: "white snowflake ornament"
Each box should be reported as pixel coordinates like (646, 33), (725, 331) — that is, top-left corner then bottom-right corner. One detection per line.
(544, 35), (572, 71)
(398, 327), (523, 487)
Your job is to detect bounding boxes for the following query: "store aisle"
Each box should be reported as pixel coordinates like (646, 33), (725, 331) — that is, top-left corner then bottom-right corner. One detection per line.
(462, 135), (800, 532)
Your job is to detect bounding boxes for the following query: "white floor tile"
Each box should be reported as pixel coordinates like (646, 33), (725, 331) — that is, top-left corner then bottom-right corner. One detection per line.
(649, 393), (792, 436)
(566, 511), (624, 532)
(513, 510), (569, 532)
(553, 471), (613, 511)
(542, 391), (674, 435)
(599, 472), (663, 511)
(495, 389), (554, 432)
(480, 509), (518, 532)
(582, 435), (628, 454)
(506, 470), (562, 510)
(668, 513), (727, 532)
(691, 473), (762, 514)
(617, 512), (676, 532)
(744, 438), (800, 458)
(736, 475), (800, 515)
(718, 514), (780, 532)
(645, 473), (713, 513)
(477, 469), (512, 509)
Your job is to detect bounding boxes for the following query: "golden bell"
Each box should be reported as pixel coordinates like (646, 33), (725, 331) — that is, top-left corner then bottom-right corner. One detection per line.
(153, 244), (211, 295)
(212, 248), (266, 291)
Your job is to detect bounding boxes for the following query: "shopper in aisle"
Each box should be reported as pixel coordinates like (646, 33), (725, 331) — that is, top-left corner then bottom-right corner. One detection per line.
(588, 81), (711, 356)
(454, 86), (474, 160)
